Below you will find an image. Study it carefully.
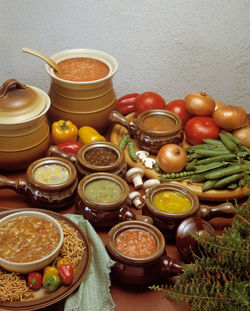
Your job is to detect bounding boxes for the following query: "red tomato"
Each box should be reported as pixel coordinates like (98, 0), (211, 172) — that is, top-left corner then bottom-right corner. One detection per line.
(165, 99), (192, 128)
(184, 116), (220, 145)
(135, 92), (166, 116)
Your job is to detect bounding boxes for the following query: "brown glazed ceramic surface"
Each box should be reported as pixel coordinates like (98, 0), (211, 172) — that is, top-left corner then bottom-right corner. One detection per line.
(106, 220), (183, 287)
(0, 79), (50, 170)
(0, 157), (78, 209)
(109, 110), (184, 154)
(176, 217), (216, 263)
(48, 141), (127, 178)
(76, 172), (149, 228)
(143, 183), (235, 241)
(45, 49), (118, 133)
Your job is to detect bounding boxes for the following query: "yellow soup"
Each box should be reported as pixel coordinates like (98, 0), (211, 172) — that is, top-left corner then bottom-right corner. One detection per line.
(152, 190), (191, 214)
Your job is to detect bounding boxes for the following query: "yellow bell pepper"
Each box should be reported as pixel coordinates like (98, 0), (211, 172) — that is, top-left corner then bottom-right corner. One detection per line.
(42, 266), (59, 284)
(78, 126), (105, 145)
(52, 120), (78, 145)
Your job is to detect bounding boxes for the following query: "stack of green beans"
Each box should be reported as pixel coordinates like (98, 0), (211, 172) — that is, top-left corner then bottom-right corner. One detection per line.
(159, 132), (250, 192)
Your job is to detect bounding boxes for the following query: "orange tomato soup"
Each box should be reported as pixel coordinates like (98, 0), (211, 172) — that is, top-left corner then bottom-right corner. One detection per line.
(143, 115), (176, 131)
(55, 57), (110, 82)
(0, 216), (60, 263)
(115, 229), (157, 258)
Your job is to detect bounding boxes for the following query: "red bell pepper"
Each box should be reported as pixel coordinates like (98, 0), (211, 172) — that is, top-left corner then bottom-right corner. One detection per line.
(58, 264), (74, 285)
(116, 93), (139, 115)
(56, 141), (82, 154)
(27, 272), (43, 290)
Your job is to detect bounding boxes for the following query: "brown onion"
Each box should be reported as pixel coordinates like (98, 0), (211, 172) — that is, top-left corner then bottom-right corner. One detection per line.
(213, 105), (248, 131)
(157, 144), (187, 173)
(232, 126), (250, 148)
(184, 92), (215, 116)
(214, 99), (226, 110)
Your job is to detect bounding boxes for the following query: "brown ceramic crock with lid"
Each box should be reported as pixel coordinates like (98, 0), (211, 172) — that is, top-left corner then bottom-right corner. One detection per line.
(48, 141), (127, 178)
(143, 183), (235, 241)
(109, 109), (184, 154)
(0, 79), (50, 170)
(45, 49), (118, 132)
(0, 157), (78, 209)
(76, 172), (150, 228)
(106, 220), (183, 287)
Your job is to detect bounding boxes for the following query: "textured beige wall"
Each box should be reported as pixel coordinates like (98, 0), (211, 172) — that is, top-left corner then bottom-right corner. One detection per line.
(1, 0), (249, 111)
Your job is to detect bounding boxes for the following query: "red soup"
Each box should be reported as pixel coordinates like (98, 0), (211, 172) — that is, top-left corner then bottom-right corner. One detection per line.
(55, 57), (110, 82)
(115, 229), (157, 258)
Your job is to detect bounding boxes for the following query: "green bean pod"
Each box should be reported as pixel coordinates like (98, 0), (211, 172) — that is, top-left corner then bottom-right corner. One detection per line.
(195, 149), (232, 157)
(159, 170), (194, 180)
(219, 133), (238, 152)
(194, 162), (227, 174)
(196, 154), (237, 165)
(202, 139), (227, 147)
(213, 173), (246, 189)
(154, 162), (161, 173)
(127, 138), (137, 161)
(202, 179), (218, 192)
(223, 132), (243, 146)
(205, 164), (248, 180)
(188, 173), (207, 183)
(227, 183), (239, 190)
(118, 133), (131, 149)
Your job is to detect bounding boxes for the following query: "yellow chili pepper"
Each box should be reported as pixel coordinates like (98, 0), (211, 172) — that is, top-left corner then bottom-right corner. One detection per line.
(52, 120), (78, 145)
(78, 126), (105, 145)
(43, 266), (59, 284)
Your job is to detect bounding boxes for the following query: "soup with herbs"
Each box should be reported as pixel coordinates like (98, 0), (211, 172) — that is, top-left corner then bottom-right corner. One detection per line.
(33, 164), (69, 185)
(84, 179), (122, 203)
(115, 229), (157, 258)
(143, 115), (176, 131)
(0, 215), (60, 263)
(55, 57), (110, 82)
(152, 190), (191, 214)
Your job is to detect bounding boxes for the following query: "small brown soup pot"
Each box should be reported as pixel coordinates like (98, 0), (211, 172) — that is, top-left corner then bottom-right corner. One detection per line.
(109, 110), (184, 154)
(0, 157), (78, 209)
(76, 173), (150, 228)
(143, 183), (235, 241)
(48, 141), (127, 178)
(106, 220), (183, 287)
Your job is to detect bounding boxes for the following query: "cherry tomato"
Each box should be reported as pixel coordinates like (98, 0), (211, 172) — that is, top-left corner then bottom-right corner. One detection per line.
(135, 92), (166, 116)
(165, 99), (192, 128)
(184, 116), (220, 145)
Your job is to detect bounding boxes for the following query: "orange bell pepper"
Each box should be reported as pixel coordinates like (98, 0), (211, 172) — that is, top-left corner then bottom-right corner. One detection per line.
(52, 120), (78, 145)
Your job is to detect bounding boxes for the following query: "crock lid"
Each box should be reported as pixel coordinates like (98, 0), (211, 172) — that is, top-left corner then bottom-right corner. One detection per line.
(0, 79), (47, 123)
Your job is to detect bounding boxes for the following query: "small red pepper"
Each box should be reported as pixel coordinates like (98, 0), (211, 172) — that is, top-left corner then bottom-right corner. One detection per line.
(58, 264), (74, 285)
(27, 272), (43, 290)
(116, 93), (139, 115)
(56, 141), (82, 154)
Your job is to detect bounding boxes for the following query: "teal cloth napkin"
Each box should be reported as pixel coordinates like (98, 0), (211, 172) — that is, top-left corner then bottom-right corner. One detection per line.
(63, 214), (115, 311)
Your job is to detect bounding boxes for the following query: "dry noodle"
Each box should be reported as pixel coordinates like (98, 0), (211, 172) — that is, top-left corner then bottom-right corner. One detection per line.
(0, 219), (85, 303)
(59, 220), (86, 269)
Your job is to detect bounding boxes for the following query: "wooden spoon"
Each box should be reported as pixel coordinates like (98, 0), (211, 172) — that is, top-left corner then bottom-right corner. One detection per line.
(22, 47), (63, 73)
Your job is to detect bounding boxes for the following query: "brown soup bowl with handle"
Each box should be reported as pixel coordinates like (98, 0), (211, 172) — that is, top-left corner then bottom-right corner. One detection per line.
(143, 183), (235, 242)
(106, 220), (183, 287)
(109, 109), (184, 154)
(0, 157), (78, 209)
(76, 172), (151, 228)
(48, 141), (127, 178)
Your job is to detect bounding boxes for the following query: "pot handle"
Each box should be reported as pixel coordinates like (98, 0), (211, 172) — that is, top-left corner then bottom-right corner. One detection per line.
(197, 202), (235, 221)
(0, 175), (27, 192)
(109, 111), (137, 134)
(0, 79), (27, 97)
(48, 146), (78, 164)
(160, 255), (184, 278)
(135, 214), (153, 224)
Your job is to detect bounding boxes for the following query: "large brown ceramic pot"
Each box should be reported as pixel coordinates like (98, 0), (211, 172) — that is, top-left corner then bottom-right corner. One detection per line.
(46, 49), (118, 133)
(0, 79), (50, 170)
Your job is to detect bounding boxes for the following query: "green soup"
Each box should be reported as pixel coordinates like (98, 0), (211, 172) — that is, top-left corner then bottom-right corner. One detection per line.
(84, 179), (122, 203)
